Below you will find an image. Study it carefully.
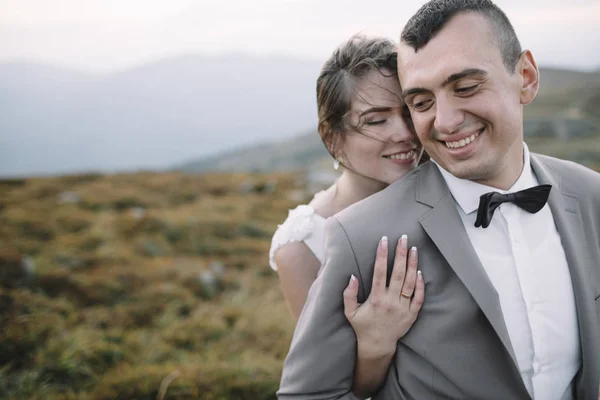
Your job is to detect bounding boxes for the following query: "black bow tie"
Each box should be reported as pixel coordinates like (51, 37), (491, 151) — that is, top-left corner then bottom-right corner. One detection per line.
(474, 184), (552, 228)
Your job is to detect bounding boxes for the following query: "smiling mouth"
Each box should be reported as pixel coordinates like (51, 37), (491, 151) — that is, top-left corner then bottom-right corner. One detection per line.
(443, 127), (484, 149)
(383, 149), (417, 160)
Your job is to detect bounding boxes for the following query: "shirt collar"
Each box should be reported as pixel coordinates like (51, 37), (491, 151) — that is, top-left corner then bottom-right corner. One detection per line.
(432, 142), (537, 215)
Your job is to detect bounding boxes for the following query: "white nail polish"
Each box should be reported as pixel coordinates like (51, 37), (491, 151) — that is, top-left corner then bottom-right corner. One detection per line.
(350, 274), (357, 283)
(411, 246), (417, 253)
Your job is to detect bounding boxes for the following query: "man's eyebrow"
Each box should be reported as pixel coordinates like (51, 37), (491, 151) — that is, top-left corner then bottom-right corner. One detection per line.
(401, 87), (427, 99)
(442, 68), (487, 87)
(401, 68), (488, 99)
(359, 106), (393, 117)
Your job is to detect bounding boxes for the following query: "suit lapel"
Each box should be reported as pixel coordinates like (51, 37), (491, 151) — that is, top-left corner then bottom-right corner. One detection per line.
(416, 163), (523, 378)
(531, 155), (600, 397)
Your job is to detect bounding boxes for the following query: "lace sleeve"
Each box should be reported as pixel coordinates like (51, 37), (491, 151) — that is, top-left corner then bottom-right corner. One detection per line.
(269, 205), (319, 271)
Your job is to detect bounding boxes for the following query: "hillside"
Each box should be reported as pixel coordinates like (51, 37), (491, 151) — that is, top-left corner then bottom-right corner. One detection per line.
(177, 77), (600, 174)
(0, 171), (323, 399)
(172, 132), (330, 173)
(526, 67), (600, 119)
(0, 55), (321, 177)
(2, 60), (598, 178)
(3, 163), (600, 398)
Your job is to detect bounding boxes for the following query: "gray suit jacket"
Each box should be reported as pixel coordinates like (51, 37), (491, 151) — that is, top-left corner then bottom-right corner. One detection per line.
(278, 154), (600, 400)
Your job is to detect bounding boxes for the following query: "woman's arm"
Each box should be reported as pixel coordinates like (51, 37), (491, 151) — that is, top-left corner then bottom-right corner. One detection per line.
(275, 235), (424, 398)
(343, 235), (425, 398)
(274, 242), (321, 320)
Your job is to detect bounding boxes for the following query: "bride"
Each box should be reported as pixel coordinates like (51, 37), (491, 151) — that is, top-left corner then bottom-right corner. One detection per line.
(270, 35), (426, 398)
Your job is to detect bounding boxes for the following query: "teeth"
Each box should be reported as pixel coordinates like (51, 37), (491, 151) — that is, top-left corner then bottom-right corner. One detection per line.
(386, 150), (415, 160)
(445, 132), (479, 149)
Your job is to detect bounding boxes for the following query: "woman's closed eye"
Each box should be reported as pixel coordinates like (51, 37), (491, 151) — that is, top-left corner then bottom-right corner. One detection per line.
(365, 119), (387, 126)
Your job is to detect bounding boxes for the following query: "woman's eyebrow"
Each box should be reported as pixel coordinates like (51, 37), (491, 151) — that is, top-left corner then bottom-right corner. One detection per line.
(359, 106), (394, 117)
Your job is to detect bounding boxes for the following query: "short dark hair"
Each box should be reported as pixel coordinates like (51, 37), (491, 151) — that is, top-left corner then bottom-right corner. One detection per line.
(401, 0), (522, 72)
(316, 35), (398, 158)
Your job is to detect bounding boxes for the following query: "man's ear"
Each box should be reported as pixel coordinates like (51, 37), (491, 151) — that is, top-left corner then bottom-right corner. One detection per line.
(518, 50), (540, 105)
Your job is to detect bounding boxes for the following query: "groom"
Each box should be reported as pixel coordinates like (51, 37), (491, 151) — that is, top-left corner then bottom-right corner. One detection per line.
(277, 0), (600, 399)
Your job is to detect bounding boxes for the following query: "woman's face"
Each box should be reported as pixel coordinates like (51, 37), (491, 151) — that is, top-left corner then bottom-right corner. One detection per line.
(339, 69), (423, 185)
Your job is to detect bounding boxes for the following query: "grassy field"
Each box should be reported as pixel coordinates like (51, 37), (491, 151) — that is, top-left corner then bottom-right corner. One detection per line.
(0, 172), (310, 399)
(2, 149), (600, 399)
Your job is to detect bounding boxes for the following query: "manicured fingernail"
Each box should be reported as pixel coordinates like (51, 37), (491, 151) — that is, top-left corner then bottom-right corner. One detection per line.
(417, 270), (423, 279)
(381, 236), (388, 250)
(411, 246), (417, 254)
(350, 274), (357, 285)
(401, 234), (408, 247)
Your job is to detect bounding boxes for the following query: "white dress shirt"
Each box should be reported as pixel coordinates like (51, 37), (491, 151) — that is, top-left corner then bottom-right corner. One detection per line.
(433, 143), (581, 399)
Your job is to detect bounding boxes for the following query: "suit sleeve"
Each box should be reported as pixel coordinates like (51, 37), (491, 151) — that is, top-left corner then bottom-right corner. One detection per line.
(277, 217), (362, 400)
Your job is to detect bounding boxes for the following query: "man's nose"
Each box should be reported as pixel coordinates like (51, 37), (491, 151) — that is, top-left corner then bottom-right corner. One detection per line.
(434, 96), (464, 135)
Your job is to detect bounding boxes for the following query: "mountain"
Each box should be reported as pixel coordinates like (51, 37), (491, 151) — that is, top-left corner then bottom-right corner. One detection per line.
(176, 119), (600, 175)
(1, 59), (599, 178)
(172, 131), (330, 173)
(526, 67), (600, 119)
(0, 55), (321, 177)
(178, 68), (600, 174)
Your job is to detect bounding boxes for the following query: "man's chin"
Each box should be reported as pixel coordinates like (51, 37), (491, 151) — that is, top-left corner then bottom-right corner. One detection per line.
(443, 162), (483, 181)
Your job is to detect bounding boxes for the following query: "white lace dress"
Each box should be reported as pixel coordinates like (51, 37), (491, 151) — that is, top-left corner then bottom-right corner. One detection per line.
(269, 200), (327, 271)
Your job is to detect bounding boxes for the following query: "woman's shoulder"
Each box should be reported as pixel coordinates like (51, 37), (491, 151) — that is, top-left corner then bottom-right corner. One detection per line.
(281, 203), (326, 231)
(307, 186), (337, 218)
(268, 198), (328, 271)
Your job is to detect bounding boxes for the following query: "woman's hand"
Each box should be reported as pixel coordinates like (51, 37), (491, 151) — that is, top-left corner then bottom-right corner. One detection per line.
(343, 235), (424, 358)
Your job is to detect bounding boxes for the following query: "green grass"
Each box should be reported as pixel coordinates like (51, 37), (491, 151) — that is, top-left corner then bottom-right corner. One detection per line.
(1, 149), (598, 398)
(0, 172), (300, 399)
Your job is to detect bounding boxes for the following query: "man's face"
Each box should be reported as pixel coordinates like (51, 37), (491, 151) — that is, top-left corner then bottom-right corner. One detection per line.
(398, 12), (538, 189)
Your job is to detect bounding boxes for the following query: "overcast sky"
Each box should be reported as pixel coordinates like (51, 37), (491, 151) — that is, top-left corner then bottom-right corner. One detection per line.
(1, 0), (599, 73)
